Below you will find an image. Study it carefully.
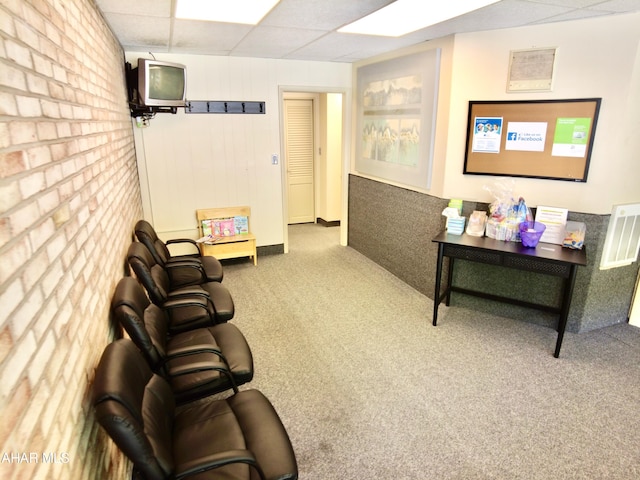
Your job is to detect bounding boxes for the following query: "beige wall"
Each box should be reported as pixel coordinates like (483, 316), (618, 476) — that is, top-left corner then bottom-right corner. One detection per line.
(317, 92), (343, 223)
(0, 0), (140, 478)
(128, 53), (352, 247)
(445, 13), (640, 214)
(352, 13), (640, 215)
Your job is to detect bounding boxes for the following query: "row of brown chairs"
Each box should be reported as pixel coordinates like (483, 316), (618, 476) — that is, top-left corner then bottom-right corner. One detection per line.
(92, 221), (298, 480)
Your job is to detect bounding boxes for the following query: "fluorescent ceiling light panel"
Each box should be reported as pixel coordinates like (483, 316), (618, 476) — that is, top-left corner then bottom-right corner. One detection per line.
(176, 0), (280, 25)
(339, 0), (501, 37)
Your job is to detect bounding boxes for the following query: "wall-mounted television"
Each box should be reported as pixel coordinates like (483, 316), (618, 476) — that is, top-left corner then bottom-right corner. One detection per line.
(130, 58), (187, 108)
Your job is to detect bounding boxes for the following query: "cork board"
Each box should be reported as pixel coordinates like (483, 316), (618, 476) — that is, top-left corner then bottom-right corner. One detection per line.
(463, 98), (601, 182)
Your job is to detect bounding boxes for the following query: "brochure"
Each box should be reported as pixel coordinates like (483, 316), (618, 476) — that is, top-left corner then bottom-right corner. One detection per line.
(535, 206), (568, 244)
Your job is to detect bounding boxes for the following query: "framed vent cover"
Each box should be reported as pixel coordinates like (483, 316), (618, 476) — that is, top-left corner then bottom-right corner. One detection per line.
(507, 47), (557, 92)
(600, 203), (640, 270)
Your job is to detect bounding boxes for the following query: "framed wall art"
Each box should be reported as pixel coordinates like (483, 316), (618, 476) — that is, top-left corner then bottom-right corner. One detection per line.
(355, 49), (440, 190)
(463, 98), (601, 182)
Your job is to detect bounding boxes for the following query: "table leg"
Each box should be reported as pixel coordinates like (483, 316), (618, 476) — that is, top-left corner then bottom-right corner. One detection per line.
(445, 257), (454, 306)
(433, 243), (445, 326)
(554, 264), (578, 358)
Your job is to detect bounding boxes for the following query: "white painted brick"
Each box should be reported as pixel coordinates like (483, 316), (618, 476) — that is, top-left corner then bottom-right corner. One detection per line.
(37, 189), (60, 217)
(40, 255), (64, 296)
(33, 295), (57, 342)
(10, 285), (43, 339)
(16, 376), (51, 446)
(53, 271), (74, 308)
(44, 163), (63, 188)
(0, 235), (30, 284)
(18, 170), (45, 198)
(26, 72), (49, 96)
(49, 80), (66, 102)
(15, 95), (42, 117)
(32, 53), (54, 77)
(62, 335), (82, 383)
(26, 144), (52, 168)
(0, 330), (36, 399)
(0, 278), (24, 328)
(46, 233), (67, 264)
(21, 248), (47, 292)
(9, 200), (39, 236)
(69, 249), (86, 280)
(0, 181), (21, 213)
(21, 3), (46, 38)
(0, 62), (27, 92)
(36, 121), (57, 141)
(27, 330), (56, 387)
(41, 99), (61, 118)
(52, 64), (67, 83)
(0, 6), (16, 37)
(9, 120), (37, 145)
(53, 296), (72, 337)
(0, 90), (18, 116)
(56, 121), (71, 138)
(1, 0), (142, 476)
(5, 38), (33, 69)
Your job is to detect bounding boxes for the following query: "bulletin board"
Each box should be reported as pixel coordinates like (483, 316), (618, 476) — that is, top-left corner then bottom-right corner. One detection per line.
(463, 98), (601, 182)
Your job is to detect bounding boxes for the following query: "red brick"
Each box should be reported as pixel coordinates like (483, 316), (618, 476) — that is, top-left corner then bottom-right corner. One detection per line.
(0, 150), (26, 178)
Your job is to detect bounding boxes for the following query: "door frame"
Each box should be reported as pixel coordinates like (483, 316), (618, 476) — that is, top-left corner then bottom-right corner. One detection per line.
(278, 86), (352, 253)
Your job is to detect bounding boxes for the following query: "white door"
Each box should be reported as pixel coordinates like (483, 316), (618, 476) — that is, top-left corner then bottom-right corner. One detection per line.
(284, 99), (315, 224)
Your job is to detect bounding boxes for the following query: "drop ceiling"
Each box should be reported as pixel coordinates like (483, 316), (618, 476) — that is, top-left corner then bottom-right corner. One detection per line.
(96, 0), (640, 62)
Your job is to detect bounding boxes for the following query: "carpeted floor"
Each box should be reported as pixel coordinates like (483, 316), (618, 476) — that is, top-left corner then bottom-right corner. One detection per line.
(221, 223), (640, 479)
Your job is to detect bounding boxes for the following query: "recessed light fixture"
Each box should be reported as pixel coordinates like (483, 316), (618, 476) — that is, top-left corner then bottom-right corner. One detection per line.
(338, 0), (501, 37)
(175, 0), (281, 25)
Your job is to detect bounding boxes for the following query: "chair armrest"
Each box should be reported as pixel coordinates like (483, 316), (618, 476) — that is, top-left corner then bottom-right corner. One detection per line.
(166, 287), (215, 311)
(175, 449), (265, 480)
(167, 360), (238, 393)
(168, 343), (223, 357)
(167, 359), (227, 376)
(167, 286), (208, 298)
(165, 345), (230, 374)
(162, 297), (214, 318)
(166, 238), (200, 256)
(164, 261), (207, 283)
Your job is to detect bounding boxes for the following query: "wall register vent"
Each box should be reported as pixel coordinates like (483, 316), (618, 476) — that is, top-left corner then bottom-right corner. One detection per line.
(600, 203), (640, 270)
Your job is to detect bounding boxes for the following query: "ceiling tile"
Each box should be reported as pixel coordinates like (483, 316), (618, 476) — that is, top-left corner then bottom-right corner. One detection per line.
(231, 25), (327, 58)
(95, 0), (640, 62)
(171, 19), (252, 54)
(95, 0), (171, 17)
(102, 13), (171, 49)
(262, 0), (395, 29)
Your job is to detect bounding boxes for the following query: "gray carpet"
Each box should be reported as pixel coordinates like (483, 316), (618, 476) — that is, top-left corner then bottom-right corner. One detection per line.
(221, 223), (640, 479)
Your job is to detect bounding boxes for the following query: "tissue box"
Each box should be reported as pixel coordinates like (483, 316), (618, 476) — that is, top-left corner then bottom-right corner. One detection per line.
(447, 217), (466, 235)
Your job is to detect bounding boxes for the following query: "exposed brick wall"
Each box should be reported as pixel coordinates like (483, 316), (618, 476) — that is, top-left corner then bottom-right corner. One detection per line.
(1, 0), (140, 478)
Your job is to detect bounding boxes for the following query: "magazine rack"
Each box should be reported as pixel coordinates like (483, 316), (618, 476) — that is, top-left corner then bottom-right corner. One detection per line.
(196, 206), (257, 265)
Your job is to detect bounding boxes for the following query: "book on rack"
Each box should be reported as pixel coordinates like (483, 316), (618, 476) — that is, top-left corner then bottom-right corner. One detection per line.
(213, 218), (235, 237)
(233, 215), (249, 235)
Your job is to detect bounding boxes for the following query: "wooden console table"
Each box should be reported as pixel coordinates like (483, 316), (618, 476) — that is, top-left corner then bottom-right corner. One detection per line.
(432, 231), (587, 358)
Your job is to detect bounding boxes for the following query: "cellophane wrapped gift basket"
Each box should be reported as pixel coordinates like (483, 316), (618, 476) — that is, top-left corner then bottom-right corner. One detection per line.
(484, 180), (532, 242)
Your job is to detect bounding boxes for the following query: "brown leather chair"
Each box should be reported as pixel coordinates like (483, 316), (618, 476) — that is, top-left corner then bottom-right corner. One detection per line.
(112, 277), (253, 403)
(134, 219), (224, 285)
(127, 242), (234, 333)
(93, 339), (298, 480)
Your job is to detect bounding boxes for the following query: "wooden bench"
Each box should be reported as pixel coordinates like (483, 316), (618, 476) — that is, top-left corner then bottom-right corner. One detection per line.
(196, 206), (257, 265)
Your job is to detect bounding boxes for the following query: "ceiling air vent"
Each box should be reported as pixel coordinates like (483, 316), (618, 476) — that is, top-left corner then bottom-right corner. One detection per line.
(600, 203), (640, 269)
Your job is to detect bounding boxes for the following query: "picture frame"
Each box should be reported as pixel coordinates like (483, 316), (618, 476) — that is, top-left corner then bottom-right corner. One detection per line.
(355, 49), (440, 190)
(463, 98), (601, 182)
